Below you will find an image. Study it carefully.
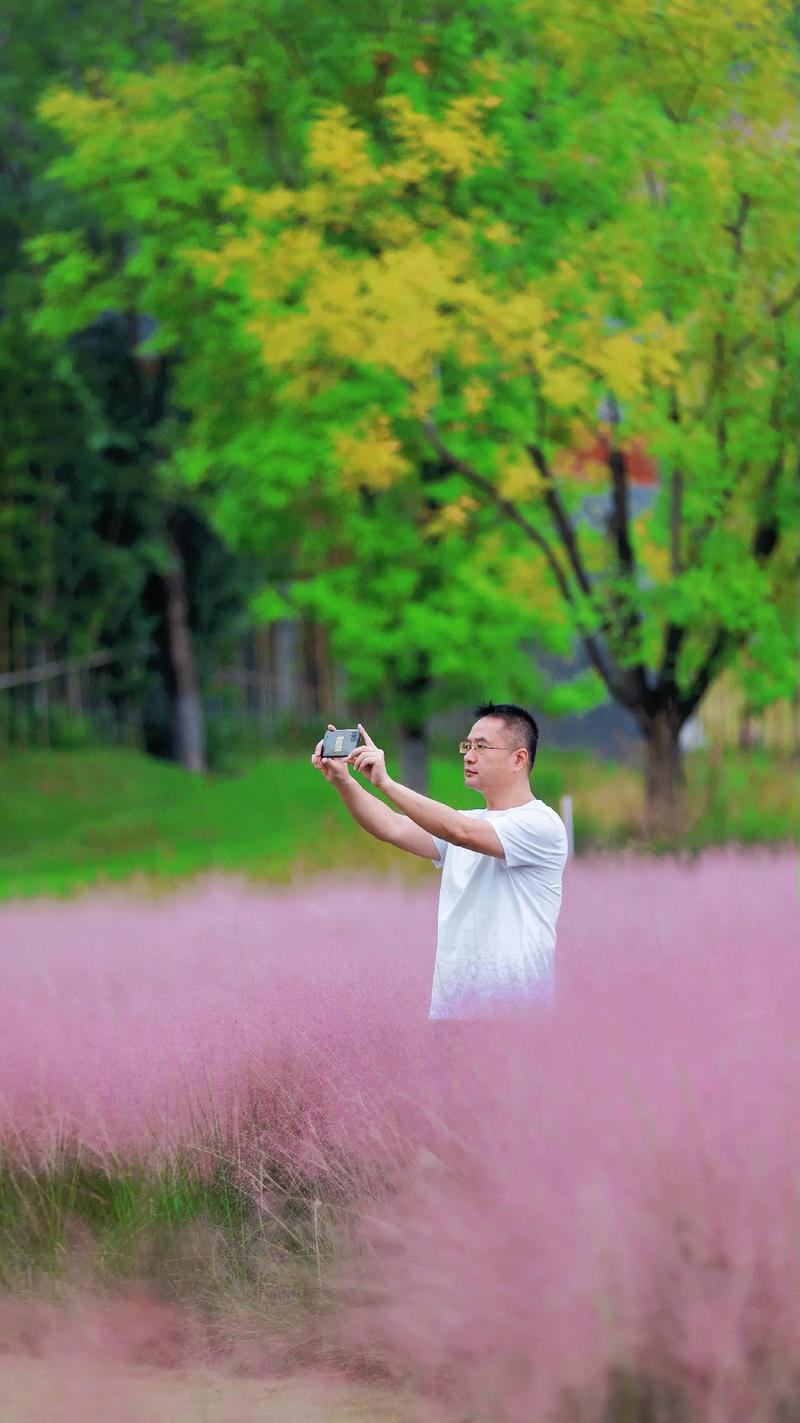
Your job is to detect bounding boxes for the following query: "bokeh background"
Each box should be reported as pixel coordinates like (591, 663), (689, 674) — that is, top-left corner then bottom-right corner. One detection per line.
(1, 0), (798, 892)
(0, 2), (798, 1420)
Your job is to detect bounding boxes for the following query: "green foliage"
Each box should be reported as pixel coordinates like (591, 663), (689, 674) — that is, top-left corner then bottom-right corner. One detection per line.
(0, 1157), (261, 1294)
(684, 747), (799, 851)
(25, 0), (613, 724)
(7, 0), (799, 789)
(0, 1), (264, 771)
(0, 307), (160, 676)
(192, 0), (797, 717)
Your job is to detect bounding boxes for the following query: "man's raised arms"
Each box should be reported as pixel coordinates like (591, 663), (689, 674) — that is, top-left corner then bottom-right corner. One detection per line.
(311, 724), (440, 861)
(311, 723), (505, 860)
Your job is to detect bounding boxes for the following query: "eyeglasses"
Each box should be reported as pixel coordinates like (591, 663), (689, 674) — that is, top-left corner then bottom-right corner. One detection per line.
(458, 740), (516, 755)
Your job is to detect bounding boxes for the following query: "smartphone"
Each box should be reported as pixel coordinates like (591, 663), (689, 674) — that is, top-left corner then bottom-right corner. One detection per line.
(321, 728), (360, 757)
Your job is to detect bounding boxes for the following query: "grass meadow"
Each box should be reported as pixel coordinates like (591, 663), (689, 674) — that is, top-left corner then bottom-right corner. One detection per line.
(0, 743), (796, 900)
(0, 838), (798, 1421)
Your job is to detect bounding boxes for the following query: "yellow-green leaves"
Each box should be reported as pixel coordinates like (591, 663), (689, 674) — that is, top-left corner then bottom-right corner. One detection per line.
(192, 77), (699, 482)
(335, 412), (411, 492)
(382, 93), (502, 178)
(533, 0), (796, 126)
(308, 106), (381, 188)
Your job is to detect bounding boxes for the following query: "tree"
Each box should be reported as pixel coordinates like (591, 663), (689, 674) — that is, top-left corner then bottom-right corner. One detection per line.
(0, 0), (206, 762)
(180, 0), (798, 833)
(30, 1), (798, 822)
(30, 0), (602, 787)
(5, 0), (279, 768)
(287, 456), (596, 786)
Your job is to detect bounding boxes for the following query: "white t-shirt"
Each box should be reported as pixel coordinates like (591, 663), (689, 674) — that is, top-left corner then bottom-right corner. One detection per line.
(428, 798), (568, 1020)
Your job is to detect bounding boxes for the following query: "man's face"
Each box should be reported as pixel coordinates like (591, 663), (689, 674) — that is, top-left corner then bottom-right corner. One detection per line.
(462, 716), (526, 792)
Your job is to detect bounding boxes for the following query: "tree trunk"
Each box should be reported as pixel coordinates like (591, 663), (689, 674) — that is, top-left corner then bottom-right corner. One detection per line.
(396, 657), (433, 793)
(311, 621), (335, 719)
(739, 710), (759, 751)
(254, 626), (272, 733)
(0, 592), (7, 752)
(642, 709), (685, 839)
(0, 590), (8, 679)
(16, 615), (28, 747)
(165, 537), (205, 774)
(273, 616), (299, 717)
(66, 660), (83, 718)
(399, 722), (429, 794)
(34, 641), (50, 746)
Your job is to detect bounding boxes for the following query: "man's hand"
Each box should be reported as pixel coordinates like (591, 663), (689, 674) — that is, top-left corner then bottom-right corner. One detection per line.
(347, 723), (391, 791)
(311, 724), (351, 784)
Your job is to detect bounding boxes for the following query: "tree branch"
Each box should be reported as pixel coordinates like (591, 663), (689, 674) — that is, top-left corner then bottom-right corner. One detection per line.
(422, 422), (637, 706)
(679, 445), (789, 723)
(751, 449), (787, 564)
(658, 622), (685, 690)
(527, 441), (644, 705)
(692, 326), (788, 564)
(731, 279), (800, 359)
(669, 468), (684, 576)
(721, 192), (752, 259)
(606, 441), (648, 697)
(679, 627), (731, 723)
(768, 278), (800, 323)
(608, 444), (636, 577)
(422, 423), (574, 600)
(526, 443), (594, 598)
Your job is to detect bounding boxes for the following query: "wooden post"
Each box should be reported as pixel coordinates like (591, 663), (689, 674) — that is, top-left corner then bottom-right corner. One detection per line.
(560, 794), (575, 859)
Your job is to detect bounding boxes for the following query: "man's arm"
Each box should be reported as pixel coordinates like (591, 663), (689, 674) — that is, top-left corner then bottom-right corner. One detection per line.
(381, 779), (504, 859)
(347, 724), (505, 858)
(334, 779), (440, 860)
(310, 725), (439, 860)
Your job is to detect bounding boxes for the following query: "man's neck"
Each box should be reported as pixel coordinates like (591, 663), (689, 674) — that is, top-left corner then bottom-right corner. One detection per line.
(482, 786), (536, 811)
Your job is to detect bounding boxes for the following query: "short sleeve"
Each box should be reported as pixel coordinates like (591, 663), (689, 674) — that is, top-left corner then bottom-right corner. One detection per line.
(431, 835), (448, 870)
(491, 805), (567, 871)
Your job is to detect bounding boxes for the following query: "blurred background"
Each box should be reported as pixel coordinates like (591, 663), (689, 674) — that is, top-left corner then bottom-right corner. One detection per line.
(0, 0), (797, 897)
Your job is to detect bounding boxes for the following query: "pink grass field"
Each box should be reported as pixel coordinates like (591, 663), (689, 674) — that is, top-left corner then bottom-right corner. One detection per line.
(0, 847), (798, 1422)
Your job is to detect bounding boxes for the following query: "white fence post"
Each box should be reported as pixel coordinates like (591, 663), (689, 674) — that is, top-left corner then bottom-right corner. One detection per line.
(560, 793), (574, 859)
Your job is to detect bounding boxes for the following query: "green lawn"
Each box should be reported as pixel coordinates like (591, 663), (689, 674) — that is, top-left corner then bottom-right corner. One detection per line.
(0, 743), (795, 900)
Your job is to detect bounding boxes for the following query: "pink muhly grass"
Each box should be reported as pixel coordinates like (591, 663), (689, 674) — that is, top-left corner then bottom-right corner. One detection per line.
(331, 848), (800, 1422)
(0, 873), (438, 1170)
(0, 1288), (378, 1422)
(0, 848), (798, 1421)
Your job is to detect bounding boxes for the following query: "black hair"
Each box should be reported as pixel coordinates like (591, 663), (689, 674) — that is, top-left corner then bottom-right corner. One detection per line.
(472, 701), (539, 772)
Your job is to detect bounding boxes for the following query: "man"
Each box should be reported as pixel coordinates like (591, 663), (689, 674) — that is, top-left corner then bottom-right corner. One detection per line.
(311, 702), (568, 1020)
